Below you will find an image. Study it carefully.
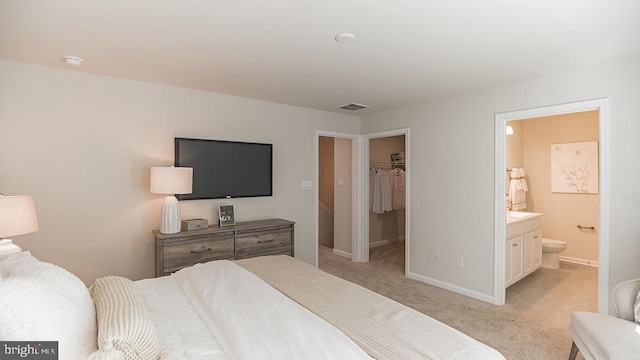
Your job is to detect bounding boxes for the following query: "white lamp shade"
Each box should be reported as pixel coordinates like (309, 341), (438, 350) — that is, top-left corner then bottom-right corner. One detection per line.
(0, 195), (39, 238)
(150, 167), (193, 195)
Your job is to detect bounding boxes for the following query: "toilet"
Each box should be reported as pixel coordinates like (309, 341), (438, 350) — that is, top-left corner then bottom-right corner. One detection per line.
(541, 238), (567, 269)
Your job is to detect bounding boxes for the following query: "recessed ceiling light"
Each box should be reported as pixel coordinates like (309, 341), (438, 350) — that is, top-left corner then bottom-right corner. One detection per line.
(63, 55), (84, 66)
(335, 33), (356, 44)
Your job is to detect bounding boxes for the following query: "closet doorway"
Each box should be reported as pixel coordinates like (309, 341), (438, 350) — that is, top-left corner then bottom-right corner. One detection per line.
(363, 128), (409, 275)
(368, 136), (406, 268)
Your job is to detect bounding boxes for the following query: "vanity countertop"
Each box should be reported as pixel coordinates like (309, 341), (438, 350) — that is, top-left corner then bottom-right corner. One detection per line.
(506, 211), (542, 225)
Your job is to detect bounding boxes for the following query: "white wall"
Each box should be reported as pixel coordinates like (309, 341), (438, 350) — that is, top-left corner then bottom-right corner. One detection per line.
(0, 59), (361, 285)
(362, 57), (640, 306)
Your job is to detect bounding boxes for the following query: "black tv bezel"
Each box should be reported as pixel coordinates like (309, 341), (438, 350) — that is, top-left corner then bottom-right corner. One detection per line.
(174, 137), (273, 200)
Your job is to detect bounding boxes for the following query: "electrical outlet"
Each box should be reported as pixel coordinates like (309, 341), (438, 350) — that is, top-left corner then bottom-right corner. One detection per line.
(456, 255), (464, 267)
(434, 251), (440, 261)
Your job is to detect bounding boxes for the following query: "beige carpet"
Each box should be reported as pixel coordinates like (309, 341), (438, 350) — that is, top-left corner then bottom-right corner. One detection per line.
(319, 242), (597, 360)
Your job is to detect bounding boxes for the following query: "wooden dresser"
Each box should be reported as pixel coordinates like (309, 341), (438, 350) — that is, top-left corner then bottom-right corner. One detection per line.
(154, 218), (294, 277)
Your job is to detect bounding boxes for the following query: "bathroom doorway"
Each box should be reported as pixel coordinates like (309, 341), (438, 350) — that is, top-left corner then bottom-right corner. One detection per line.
(504, 111), (600, 312)
(494, 99), (609, 311)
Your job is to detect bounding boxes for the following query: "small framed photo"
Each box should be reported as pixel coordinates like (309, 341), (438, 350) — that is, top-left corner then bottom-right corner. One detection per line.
(218, 205), (235, 226)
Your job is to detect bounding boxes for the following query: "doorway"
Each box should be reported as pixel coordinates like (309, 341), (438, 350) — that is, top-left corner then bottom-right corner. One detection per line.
(314, 131), (357, 266)
(362, 128), (410, 273)
(368, 135), (407, 272)
(494, 99), (609, 311)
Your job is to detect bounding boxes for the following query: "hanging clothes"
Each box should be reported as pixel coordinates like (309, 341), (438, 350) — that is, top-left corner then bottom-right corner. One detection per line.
(388, 168), (406, 210)
(508, 168), (528, 210)
(370, 168), (392, 214)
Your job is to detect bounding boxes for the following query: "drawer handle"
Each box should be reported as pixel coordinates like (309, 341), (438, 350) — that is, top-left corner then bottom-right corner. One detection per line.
(513, 244), (518, 247)
(191, 247), (212, 254)
(257, 239), (274, 244)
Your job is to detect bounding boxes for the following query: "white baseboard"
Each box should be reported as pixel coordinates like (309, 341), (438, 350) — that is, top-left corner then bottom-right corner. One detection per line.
(332, 248), (352, 258)
(406, 270), (495, 304)
(369, 236), (405, 248)
(559, 255), (599, 268)
(369, 240), (390, 248)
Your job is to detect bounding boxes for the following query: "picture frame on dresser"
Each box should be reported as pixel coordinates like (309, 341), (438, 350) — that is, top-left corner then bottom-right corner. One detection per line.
(218, 205), (235, 226)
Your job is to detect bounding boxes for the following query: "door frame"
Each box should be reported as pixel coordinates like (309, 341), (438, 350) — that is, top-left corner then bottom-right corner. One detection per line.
(494, 98), (609, 311)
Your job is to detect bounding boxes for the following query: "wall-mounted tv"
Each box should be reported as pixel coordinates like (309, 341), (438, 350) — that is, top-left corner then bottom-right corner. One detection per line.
(174, 137), (273, 200)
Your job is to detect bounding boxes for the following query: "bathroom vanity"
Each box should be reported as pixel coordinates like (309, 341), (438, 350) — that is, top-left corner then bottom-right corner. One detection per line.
(505, 212), (542, 287)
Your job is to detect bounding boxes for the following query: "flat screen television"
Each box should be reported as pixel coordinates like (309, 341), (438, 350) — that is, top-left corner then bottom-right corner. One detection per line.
(174, 137), (273, 200)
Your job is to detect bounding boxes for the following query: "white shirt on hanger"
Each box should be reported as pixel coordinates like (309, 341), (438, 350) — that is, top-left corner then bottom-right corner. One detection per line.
(370, 168), (392, 214)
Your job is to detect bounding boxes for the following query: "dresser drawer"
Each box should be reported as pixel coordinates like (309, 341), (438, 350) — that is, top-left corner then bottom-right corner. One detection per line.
(162, 234), (234, 274)
(235, 245), (292, 260)
(236, 227), (292, 258)
(155, 219), (295, 277)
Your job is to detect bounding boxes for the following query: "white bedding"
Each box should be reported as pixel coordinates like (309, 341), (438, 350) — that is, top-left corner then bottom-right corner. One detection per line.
(137, 260), (372, 360)
(135, 275), (228, 360)
(238, 255), (506, 360)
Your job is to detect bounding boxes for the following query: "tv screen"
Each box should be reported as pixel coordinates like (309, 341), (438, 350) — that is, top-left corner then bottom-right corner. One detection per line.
(174, 138), (273, 200)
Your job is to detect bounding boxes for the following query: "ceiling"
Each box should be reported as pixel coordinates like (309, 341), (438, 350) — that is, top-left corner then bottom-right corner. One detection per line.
(1, 1), (639, 116)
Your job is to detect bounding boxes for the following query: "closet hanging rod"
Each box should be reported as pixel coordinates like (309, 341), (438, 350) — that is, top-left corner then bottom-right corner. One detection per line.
(369, 160), (404, 164)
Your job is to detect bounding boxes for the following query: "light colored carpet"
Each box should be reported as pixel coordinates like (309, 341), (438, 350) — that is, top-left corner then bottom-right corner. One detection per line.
(319, 242), (597, 360)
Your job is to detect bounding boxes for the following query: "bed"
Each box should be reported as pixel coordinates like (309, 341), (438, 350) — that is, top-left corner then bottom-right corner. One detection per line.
(0, 252), (505, 360)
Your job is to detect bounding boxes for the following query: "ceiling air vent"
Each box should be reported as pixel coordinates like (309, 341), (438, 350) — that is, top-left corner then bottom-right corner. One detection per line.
(339, 103), (370, 111)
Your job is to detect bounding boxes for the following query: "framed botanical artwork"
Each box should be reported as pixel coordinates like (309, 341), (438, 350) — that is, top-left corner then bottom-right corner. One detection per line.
(218, 205), (235, 226)
(551, 141), (599, 194)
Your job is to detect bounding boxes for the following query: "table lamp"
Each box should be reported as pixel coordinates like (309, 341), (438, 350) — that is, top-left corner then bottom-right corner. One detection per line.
(0, 194), (39, 260)
(150, 167), (193, 234)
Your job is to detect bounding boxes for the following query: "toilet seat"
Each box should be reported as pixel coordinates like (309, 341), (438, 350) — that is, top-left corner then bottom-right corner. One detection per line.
(542, 238), (566, 250)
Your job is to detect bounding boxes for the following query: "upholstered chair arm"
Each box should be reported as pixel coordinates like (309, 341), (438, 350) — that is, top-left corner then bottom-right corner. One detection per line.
(612, 278), (640, 321)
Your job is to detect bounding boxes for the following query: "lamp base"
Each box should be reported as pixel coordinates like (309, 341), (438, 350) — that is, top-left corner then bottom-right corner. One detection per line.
(160, 195), (182, 235)
(0, 239), (23, 261)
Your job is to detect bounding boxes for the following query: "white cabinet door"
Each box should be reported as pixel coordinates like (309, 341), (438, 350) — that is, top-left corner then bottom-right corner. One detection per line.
(512, 236), (524, 283)
(505, 238), (513, 287)
(524, 229), (542, 275)
(506, 235), (524, 287)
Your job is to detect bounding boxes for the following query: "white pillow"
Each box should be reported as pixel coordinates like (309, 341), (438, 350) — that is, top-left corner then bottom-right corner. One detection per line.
(89, 276), (161, 360)
(634, 290), (640, 323)
(0, 259), (98, 359)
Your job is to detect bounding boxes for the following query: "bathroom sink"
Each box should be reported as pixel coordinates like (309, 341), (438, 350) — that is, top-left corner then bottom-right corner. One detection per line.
(508, 212), (532, 218)
(506, 211), (542, 223)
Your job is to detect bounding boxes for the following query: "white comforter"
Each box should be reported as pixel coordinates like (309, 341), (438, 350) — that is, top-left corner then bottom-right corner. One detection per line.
(137, 260), (372, 360)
